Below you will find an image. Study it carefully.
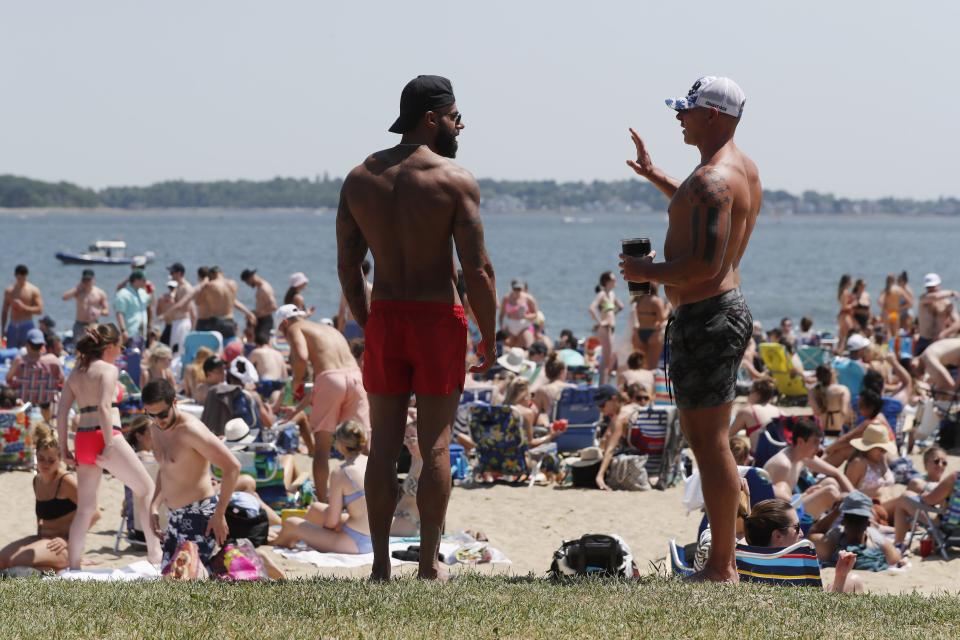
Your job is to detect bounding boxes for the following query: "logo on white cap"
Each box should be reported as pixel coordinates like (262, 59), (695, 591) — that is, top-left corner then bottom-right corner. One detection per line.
(666, 76), (746, 118)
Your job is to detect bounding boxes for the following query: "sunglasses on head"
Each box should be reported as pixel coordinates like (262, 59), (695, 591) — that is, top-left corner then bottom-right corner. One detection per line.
(146, 406), (173, 420)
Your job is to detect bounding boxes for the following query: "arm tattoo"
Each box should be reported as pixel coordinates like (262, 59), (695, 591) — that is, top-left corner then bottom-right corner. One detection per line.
(689, 169), (731, 263)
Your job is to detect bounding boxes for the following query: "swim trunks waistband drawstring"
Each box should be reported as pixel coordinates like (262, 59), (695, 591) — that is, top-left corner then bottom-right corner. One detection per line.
(663, 314), (675, 405)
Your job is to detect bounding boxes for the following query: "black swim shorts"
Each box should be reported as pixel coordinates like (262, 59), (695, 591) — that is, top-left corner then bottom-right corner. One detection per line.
(666, 288), (752, 410)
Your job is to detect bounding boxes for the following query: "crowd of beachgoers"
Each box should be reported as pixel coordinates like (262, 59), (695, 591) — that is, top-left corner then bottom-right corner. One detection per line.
(2, 261), (958, 587)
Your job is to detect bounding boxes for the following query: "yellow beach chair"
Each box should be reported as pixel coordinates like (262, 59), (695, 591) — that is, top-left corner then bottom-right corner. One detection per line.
(759, 342), (808, 405)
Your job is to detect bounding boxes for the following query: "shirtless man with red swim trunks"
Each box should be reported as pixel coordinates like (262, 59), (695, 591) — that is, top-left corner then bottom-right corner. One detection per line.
(337, 75), (497, 580)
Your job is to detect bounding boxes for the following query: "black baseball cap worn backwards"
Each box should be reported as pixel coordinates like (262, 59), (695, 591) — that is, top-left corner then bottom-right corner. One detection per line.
(389, 75), (456, 134)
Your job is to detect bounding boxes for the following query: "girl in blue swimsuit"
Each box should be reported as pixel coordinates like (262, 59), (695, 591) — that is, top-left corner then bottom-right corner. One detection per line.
(269, 420), (372, 554)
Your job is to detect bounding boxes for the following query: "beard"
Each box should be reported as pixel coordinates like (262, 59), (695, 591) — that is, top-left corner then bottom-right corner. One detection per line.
(436, 128), (458, 158)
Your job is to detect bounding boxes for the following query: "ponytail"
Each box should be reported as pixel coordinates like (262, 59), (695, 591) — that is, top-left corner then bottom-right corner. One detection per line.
(75, 323), (121, 370)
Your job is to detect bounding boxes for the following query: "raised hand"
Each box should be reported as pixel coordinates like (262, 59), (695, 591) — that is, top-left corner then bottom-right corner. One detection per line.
(626, 128), (655, 177)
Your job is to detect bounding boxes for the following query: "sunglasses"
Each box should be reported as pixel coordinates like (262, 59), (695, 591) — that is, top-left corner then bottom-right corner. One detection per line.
(932, 458), (948, 466)
(146, 406), (173, 420)
(781, 523), (802, 535)
(438, 111), (462, 125)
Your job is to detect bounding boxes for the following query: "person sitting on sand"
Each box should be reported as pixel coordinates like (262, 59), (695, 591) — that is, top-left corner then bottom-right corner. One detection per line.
(763, 418), (853, 519)
(140, 344), (177, 390)
(823, 390), (892, 467)
(595, 383), (651, 491)
(842, 422), (900, 524)
(728, 379), (781, 453)
(391, 422), (423, 537)
(0, 424), (97, 573)
(808, 364), (851, 436)
(269, 420), (372, 554)
(619, 351), (655, 400)
(743, 498), (861, 593)
(532, 352), (575, 420)
(809, 491), (902, 572)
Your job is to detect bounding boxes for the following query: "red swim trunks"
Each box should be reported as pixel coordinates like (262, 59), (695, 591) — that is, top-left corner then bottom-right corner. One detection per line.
(363, 301), (467, 396)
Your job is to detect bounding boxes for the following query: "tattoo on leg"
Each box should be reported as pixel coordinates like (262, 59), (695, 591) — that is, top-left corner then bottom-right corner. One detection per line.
(703, 207), (720, 263)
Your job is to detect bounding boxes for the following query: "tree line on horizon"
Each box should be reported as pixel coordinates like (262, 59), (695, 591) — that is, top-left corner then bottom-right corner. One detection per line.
(1, 174), (958, 215)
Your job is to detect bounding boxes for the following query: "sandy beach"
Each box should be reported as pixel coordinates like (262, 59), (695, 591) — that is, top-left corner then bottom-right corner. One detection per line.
(3, 445), (957, 594)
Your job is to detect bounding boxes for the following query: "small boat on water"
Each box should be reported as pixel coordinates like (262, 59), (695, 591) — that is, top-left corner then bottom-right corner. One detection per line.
(55, 240), (155, 266)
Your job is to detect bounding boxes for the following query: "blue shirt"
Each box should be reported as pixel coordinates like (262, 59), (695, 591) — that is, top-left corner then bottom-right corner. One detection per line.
(114, 285), (150, 338)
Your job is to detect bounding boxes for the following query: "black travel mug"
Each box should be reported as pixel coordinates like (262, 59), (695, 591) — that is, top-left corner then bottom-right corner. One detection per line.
(621, 237), (651, 297)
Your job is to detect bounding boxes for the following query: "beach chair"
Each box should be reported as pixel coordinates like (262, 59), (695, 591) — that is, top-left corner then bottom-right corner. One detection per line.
(905, 473), (960, 560)
(735, 540), (823, 587)
(468, 404), (529, 479)
(758, 342), (808, 405)
(627, 405), (682, 488)
(114, 486), (146, 552)
(553, 386), (600, 452)
(181, 331), (223, 366)
(833, 356), (866, 408)
(695, 466), (777, 540)
(460, 388), (493, 405)
(753, 417), (795, 468)
(654, 369), (673, 406)
(671, 538), (823, 587)
(797, 345), (830, 372)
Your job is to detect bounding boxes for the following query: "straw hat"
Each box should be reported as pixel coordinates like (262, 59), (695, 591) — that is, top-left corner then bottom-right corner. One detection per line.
(224, 418), (258, 451)
(567, 446), (603, 468)
(850, 422), (897, 456)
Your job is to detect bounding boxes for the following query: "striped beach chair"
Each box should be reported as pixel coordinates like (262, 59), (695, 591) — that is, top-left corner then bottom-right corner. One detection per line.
(627, 405), (682, 487)
(735, 539), (823, 587)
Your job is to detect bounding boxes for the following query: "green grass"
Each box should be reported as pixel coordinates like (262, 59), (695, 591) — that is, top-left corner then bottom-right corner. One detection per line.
(4, 575), (960, 639)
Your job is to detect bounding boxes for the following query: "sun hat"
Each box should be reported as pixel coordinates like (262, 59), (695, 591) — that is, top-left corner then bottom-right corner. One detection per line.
(26, 329), (46, 346)
(850, 422), (897, 457)
(568, 446), (603, 468)
(666, 76), (746, 118)
(845, 333), (871, 353)
(389, 75), (456, 134)
(289, 272), (309, 288)
(274, 304), (306, 326)
(497, 347), (533, 374)
(923, 273), (942, 288)
(839, 490), (874, 518)
(228, 356), (259, 386)
(224, 418), (258, 451)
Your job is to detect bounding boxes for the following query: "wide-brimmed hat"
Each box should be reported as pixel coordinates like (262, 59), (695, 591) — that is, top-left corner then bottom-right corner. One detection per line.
(224, 418), (258, 451)
(568, 446), (603, 468)
(850, 422), (897, 456)
(839, 490), (874, 518)
(497, 347), (533, 374)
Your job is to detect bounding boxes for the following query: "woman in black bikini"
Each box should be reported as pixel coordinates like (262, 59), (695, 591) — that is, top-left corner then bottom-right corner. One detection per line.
(633, 283), (669, 370)
(852, 278), (871, 330)
(0, 423), (93, 572)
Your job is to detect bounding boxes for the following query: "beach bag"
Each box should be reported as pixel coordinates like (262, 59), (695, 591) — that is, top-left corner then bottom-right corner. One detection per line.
(606, 454), (650, 491)
(209, 539), (268, 581)
(225, 494), (270, 547)
(549, 534), (638, 579)
(162, 540), (208, 581)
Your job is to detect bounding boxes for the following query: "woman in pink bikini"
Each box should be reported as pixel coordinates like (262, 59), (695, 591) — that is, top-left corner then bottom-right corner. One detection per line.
(56, 323), (161, 569)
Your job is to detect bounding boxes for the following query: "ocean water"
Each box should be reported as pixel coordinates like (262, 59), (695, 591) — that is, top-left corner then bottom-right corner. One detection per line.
(2, 209), (958, 339)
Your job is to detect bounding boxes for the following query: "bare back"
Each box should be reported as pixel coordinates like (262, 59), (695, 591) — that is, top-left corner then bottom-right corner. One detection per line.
(340, 146), (470, 304)
(69, 360), (121, 430)
(196, 277), (236, 318)
(289, 320), (355, 373)
(250, 345), (287, 380)
(663, 144), (761, 307)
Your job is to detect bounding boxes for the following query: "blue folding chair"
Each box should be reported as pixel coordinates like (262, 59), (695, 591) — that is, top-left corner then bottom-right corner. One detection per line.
(553, 386), (600, 452)
(181, 331), (223, 366)
(460, 388), (493, 405)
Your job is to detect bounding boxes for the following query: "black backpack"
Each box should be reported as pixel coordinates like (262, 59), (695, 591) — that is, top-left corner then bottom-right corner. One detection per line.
(549, 534), (637, 579)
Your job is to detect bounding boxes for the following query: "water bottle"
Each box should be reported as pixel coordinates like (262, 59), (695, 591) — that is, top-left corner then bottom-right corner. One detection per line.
(299, 479), (315, 507)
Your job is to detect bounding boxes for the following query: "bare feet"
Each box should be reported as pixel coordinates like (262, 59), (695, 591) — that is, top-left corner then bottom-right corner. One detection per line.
(685, 567), (739, 583)
(369, 561), (391, 582)
(417, 561), (450, 582)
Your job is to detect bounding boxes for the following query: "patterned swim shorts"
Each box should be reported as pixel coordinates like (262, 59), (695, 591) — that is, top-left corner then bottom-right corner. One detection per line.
(666, 288), (753, 410)
(161, 495), (219, 570)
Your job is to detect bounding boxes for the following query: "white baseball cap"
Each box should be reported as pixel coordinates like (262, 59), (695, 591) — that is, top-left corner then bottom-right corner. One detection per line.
(846, 333), (871, 353)
(924, 273), (942, 288)
(666, 76), (746, 118)
(274, 303), (306, 326)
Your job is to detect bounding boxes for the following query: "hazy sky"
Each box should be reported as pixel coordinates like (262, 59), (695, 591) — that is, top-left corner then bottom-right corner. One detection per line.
(1, 1), (957, 198)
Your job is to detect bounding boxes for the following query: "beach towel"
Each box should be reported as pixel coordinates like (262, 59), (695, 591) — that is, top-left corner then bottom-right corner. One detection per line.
(272, 535), (510, 569)
(0, 405), (37, 470)
(54, 561), (161, 582)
